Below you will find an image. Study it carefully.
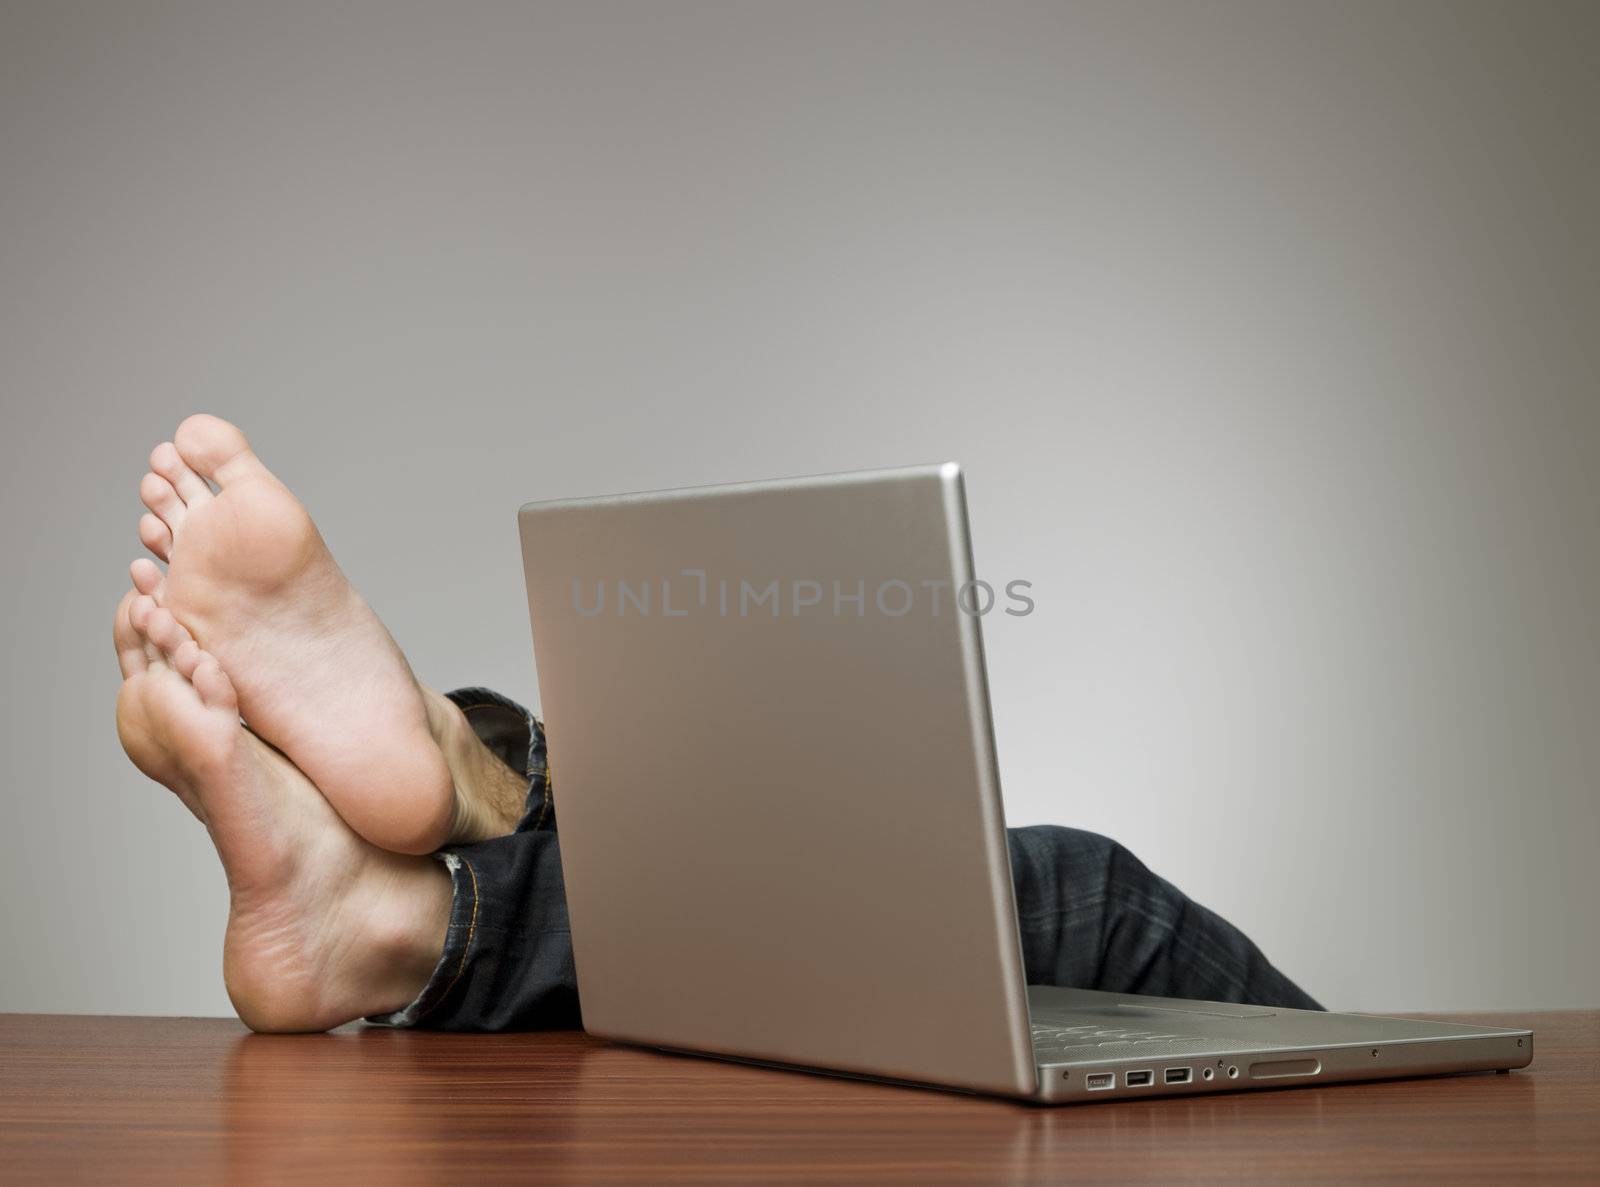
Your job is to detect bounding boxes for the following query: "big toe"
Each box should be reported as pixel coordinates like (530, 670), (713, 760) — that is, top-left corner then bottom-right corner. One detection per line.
(175, 414), (268, 486)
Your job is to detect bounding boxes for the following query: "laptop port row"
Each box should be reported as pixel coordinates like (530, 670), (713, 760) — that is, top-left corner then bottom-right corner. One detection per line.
(1083, 1067), (1202, 1092)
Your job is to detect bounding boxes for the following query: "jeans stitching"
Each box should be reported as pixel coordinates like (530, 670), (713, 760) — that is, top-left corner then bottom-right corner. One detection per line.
(530, 717), (551, 831)
(532, 762), (551, 831)
(412, 854), (480, 1022)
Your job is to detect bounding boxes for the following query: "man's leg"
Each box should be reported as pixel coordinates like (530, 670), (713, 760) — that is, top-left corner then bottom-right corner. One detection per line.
(369, 688), (579, 1030)
(377, 697), (1320, 1031)
(1009, 826), (1322, 1009)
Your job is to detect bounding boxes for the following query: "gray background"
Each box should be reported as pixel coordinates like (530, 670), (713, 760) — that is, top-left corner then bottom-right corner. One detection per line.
(1, 0), (1594, 1017)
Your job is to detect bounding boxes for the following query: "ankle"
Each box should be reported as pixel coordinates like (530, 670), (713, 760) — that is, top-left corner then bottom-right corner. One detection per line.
(355, 853), (455, 1016)
(420, 686), (528, 843)
(420, 684), (465, 750)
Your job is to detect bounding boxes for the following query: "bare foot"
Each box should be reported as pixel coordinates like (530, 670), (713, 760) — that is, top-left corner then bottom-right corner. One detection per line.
(130, 414), (453, 854)
(114, 591), (452, 1031)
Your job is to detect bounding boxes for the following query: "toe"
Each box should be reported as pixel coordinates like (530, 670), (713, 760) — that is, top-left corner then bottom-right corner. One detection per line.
(192, 654), (239, 713)
(139, 513), (173, 562)
(146, 605), (195, 659)
(113, 589), (147, 677)
(175, 414), (267, 487)
(128, 594), (164, 668)
(150, 441), (214, 506)
(130, 557), (164, 597)
(129, 593), (157, 634)
(171, 638), (204, 679)
(140, 471), (186, 533)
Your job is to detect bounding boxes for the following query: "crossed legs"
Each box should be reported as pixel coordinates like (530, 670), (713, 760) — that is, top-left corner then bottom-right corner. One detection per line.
(116, 415), (523, 1029)
(114, 415), (1319, 1033)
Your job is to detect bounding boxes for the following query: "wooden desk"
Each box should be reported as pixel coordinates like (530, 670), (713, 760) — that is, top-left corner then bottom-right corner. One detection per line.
(0, 1011), (1592, 1183)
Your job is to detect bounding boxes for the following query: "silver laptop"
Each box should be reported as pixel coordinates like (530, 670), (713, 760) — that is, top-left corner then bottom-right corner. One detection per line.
(517, 464), (1532, 1103)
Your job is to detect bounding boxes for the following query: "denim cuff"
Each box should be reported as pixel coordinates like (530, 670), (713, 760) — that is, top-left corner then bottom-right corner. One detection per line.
(365, 687), (546, 1028)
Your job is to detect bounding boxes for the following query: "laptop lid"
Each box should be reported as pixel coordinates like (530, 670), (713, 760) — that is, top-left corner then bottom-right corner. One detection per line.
(518, 464), (1036, 1096)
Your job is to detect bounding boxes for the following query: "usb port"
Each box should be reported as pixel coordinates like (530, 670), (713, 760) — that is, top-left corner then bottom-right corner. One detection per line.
(1085, 1073), (1114, 1091)
(1124, 1070), (1154, 1087)
(1165, 1067), (1193, 1085)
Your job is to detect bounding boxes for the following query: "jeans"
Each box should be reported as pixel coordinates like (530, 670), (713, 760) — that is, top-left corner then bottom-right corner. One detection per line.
(374, 688), (1321, 1030)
